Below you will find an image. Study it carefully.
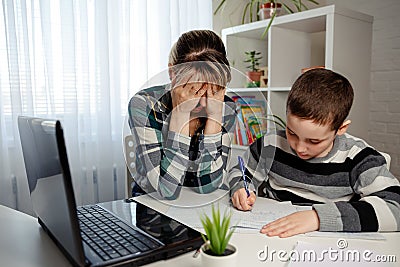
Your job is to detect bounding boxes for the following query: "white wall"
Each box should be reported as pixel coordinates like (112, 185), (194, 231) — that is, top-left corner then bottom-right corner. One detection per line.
(212, 0), (400, 177)
(319, 0), (400, 177)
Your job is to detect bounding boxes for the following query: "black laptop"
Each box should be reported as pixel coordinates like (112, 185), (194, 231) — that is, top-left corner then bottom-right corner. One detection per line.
(18, 116), (203, 267)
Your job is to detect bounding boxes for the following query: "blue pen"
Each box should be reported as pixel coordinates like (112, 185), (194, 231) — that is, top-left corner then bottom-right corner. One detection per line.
(238, 156), (250, 197)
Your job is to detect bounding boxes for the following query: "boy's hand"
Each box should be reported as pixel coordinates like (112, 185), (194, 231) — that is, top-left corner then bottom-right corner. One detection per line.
(260, 210), (320, 238)
(231, 188), (256, 211)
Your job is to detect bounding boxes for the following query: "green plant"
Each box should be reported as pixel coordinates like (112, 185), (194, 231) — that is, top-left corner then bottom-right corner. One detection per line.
(214, 0), (263, 24)
(265, 114), (286, 129)
(244, 50), (262, 72)
(214, 0), (319, 38)
(200, 204), (234, 256)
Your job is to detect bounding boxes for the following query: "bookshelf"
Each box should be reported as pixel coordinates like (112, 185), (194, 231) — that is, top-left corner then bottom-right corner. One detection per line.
(222, 5), (373, 166)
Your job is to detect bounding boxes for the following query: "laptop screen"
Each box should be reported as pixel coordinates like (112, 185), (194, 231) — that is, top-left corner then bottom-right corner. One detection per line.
(18, 116), (85, 265)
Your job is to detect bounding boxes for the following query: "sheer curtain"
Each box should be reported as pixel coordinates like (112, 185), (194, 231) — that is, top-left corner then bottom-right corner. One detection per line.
(0, 0), (212, 215)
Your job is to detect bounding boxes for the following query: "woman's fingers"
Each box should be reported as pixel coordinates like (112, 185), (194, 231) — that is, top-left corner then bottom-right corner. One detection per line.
(184, 82), (204, 95)
(206, 86), (225, 99)
(195, 84), (207, 97)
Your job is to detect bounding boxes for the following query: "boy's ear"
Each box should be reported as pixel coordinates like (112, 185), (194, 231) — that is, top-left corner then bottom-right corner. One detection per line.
(337, 120), (351, 136)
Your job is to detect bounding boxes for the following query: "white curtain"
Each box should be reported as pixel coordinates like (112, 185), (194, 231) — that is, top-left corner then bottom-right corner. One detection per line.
(0, 0), (212, 215)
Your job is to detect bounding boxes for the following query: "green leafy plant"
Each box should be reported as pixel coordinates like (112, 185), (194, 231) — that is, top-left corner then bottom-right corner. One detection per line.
(265, 114), (286, 129)
(214, 0), (319, 38)
(260, 0), (319, 38)
(200, 204), (234, 256)
(244, 50), (262, 72)
(214, 0), (263, 24)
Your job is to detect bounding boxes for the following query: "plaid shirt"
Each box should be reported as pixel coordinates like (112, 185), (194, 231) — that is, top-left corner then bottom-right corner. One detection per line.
(128, 84), (236, 199)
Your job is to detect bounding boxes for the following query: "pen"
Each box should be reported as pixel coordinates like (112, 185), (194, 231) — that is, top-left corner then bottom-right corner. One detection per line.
(238, 156), (250, 197)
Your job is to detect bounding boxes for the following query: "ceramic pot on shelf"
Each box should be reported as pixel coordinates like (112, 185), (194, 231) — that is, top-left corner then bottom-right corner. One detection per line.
(246, 71), (262, 87)
(258, 2), (282, 20)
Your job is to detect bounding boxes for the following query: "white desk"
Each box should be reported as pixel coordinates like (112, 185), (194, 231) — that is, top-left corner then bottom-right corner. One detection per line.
(0, 204), (71, 267)
(1, 203), (399, 267)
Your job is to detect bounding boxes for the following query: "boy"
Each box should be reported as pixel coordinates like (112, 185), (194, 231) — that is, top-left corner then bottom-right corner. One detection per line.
(229, 68), (400, 237)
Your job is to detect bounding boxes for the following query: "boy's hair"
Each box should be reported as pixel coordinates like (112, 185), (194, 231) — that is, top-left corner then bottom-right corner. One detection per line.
(286, 68), (354, 131)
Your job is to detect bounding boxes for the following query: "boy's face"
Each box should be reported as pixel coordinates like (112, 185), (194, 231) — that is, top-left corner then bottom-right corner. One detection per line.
(285, 113), (338, 160)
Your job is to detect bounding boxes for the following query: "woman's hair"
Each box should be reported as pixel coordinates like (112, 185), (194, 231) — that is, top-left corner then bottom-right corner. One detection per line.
(286, 68), (354, 131)
(169, 30), (231, 88)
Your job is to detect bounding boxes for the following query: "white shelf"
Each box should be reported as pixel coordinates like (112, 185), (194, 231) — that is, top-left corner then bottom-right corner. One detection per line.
(227, 87), (268, 93)
(268, 87), (291, 92)
(221, 5), (373, 39)
(226, 87), (290, 93)
(223, 4), (373, 142)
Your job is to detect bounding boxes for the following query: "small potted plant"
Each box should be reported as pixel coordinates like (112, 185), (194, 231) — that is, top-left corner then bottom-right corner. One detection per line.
(244, 50), (263, 88)
(258, 1), (282, 20)
(214, 0), (319, 38)
(199, 204), (237, 267)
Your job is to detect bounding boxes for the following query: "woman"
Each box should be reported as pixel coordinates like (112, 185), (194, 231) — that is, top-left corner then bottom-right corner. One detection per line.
(128, 30), (236, 199)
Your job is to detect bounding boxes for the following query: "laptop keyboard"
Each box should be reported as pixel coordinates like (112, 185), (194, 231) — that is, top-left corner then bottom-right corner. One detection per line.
(77, 205), (162, 261)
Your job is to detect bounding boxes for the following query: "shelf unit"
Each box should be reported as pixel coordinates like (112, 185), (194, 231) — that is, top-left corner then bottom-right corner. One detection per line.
(222, 4), (373, 164)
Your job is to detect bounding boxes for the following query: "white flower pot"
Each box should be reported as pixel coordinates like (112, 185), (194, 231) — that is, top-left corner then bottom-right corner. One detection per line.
(200, 242), (238, 267)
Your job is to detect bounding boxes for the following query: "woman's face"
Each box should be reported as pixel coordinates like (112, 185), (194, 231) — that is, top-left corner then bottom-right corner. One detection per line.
(188, 83), (223, 114)
(170, 63), (226, 115)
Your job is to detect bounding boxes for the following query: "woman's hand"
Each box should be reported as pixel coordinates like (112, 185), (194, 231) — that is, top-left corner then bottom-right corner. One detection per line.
(205, 86), (225, 116)
(203, 86), (225, 135)
(170, 81), (207, 136)
(171, 82), (207, 114)
(260, 210), (320, 238)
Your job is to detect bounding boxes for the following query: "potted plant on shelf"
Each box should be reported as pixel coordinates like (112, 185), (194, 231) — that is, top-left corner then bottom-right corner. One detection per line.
(258, 1), (283, 20)
(214, 0), (319, 37)
(199, 204), (237, 267)
(244, 50), (262, 88)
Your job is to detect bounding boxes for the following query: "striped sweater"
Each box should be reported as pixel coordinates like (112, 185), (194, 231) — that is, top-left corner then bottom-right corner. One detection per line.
(229, 130), (400, 232)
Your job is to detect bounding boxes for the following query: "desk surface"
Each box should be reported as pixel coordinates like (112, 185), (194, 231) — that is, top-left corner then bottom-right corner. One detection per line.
(1, 204), (399, 267)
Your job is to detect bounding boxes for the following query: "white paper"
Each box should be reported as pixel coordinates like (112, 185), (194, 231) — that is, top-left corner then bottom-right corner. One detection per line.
(134, 188), (228, 208)
(133, 188), (304, 232)
(230, 198), (297, 230)
(164, 194), (298, 232)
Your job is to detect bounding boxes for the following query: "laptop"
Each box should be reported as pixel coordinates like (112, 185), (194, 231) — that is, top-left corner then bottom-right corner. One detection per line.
(18, 116), (203, 267)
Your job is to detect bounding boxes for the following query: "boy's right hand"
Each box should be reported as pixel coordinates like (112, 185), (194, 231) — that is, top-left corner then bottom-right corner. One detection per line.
(231, 188), (256, 211)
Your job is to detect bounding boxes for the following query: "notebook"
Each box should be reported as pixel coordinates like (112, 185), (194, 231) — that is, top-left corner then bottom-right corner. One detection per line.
(18, 116), (203, 267)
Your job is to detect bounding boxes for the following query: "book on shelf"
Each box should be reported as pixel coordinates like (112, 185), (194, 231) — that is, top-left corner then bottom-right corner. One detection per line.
(235, 108), (248, 145)
(232, 96), (268, 146)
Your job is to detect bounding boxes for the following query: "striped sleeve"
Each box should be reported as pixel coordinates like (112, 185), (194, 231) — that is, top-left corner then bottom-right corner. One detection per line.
(314, 149), (400, 232)
(229, 134), (276, 196)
